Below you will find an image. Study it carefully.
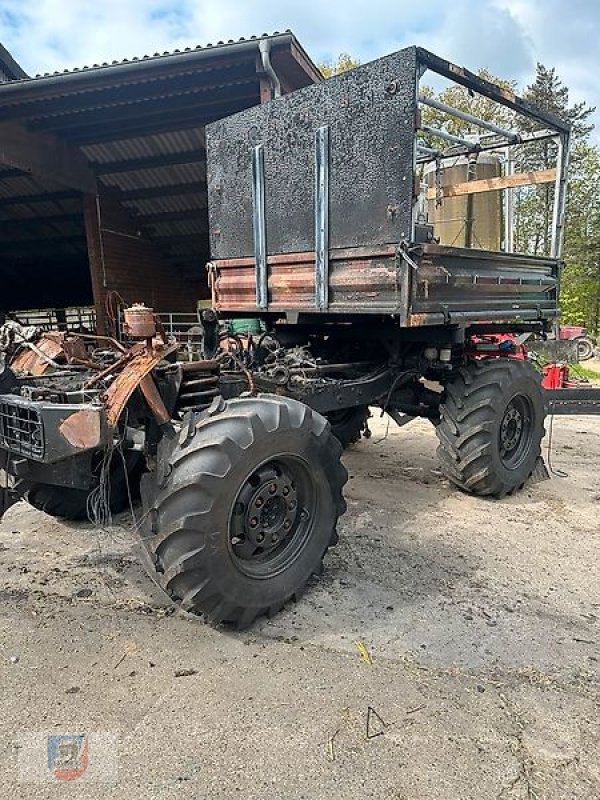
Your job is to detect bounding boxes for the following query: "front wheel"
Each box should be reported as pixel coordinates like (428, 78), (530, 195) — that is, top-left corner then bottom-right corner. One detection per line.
(140, 395), (347, 628)
(436, 358), (544, 498)
(26, 451), (142, 521)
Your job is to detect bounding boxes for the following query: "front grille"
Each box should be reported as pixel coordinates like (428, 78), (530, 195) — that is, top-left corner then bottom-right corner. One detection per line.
(0, 401), (44, 460)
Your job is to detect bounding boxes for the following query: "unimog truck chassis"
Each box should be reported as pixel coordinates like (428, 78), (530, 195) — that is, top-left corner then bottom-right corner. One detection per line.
(0, 47), (573, 627)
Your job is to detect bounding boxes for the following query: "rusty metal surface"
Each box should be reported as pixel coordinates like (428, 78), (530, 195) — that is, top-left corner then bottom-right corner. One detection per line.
(212, 242), (559, 326)
(139, 374), (171, 425)
(102, 343), (178, 428)
(408, 243), (559, 325)
(10, 332), (66, 375)
(58, 408), (102, 449)
(123, 304), (157, 339)
(212, 245), (404, 314)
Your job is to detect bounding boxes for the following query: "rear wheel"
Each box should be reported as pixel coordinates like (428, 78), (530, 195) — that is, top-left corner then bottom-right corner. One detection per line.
(575, 336), (595, 361)
(436, 358), (544, 497)
(140, 395), (347, 628)
(326, 406), (370, 448)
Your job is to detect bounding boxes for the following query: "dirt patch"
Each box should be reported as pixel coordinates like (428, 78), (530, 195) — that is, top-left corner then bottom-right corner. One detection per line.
(0, 414), (598, 799)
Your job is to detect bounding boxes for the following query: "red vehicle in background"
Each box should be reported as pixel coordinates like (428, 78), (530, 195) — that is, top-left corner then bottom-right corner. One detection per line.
(559, 325), (596, 360)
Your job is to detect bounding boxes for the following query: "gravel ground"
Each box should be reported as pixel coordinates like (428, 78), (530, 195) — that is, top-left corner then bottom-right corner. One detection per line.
(0, 413), (598, 799)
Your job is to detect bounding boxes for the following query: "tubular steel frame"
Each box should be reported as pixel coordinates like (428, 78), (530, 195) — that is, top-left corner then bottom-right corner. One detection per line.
(415, 49), (571, 261)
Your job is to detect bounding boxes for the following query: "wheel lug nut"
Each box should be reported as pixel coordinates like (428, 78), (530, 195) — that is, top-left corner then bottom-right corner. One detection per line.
(271, 534), (278, 543)
(283, 520), (291, 530)
(250, 517), (258, 528)
(282, 486), (289, 496)
(255, 497), (263, 508)
(269, 483), (277, 494)
(289, 500), (296, 510)
(256, 532), (265, 543)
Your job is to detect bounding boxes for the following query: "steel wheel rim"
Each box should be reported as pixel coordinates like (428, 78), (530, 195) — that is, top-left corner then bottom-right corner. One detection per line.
(228, 455), (317, 578)
(498, 394), (533, 469)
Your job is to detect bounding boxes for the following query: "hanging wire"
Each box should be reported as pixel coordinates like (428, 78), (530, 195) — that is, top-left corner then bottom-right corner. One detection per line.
(545, 409), (568, 478)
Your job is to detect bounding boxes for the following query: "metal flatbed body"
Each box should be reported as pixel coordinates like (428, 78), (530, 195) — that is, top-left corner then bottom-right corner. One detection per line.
(206, 45), (569, 329)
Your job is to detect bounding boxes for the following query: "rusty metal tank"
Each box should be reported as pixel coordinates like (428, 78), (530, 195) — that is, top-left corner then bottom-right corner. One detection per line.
(424, 153), (502, 250)
(123, 304), (157, 339)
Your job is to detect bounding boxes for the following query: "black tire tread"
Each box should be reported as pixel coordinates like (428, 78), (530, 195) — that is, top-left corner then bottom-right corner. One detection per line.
(26, 452), (142, 521)
(140, 395), (347, 628)
(326, 406), (369, 449)
(435, 358), (544, 498)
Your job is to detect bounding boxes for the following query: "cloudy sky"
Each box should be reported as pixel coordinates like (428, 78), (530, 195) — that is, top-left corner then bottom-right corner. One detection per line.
(1, 0), (598, 129)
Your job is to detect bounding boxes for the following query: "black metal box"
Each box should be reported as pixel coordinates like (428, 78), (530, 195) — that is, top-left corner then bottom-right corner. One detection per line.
(206, 46), (418, 260)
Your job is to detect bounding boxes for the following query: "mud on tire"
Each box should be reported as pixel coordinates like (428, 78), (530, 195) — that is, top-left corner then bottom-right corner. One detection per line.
(140, 395), (347, 629)
(436, 358), (544, 498)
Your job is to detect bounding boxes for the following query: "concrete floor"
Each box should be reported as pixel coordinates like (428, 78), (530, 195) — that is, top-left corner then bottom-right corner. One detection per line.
(0, 414), (598, 799)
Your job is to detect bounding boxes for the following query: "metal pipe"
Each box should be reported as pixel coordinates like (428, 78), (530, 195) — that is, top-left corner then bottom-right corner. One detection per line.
(419, 94), (519, 142)
(258, 38), (282, 99)
(420, 125), (478, 149)
(416, 128), (557, 163)
(503, 146), (514, 253)
(550, 133), (570, 259)
(416, 144), (439, 157)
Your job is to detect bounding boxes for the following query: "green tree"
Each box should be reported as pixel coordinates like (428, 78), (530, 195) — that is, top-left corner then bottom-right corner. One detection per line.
(513, 64), (595, 257)
(561, 143), (600, 331)
(318, 53), (361, 78)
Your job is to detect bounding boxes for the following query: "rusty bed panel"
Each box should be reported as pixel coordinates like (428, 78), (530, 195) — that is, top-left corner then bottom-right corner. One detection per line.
(211, 242), (559, 326)
(211, 245), (406, 315)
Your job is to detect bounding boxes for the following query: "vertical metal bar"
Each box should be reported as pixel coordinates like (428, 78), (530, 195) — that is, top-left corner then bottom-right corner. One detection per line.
(251, 144), (268, 310)
(550, 133), (570, 259)
(550, 132), (570, 338)
(503, 146), (514, 253)
(314, 126), (330, 310)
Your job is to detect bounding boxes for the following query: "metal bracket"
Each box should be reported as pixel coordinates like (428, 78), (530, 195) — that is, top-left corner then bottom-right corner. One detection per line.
(398, 241), (420, 270)
(251, 144), (268, 310)
(314, 126), (330, 310)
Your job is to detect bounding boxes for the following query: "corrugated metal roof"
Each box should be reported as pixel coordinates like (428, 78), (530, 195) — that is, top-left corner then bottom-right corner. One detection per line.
(1, 31), (309, 83)
(100, 163), (204, 193)
(81, 129), (205, 163)
(0, 30), (321, 273)
(122, 194), (206, 216)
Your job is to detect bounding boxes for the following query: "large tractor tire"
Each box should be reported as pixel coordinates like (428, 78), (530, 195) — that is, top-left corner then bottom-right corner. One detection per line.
(26, 452), (142, 522)
(436, 358), (544, 498)
(326, 406), (370, 448)
(575, 336), (595, 361)
(140, 395), (347, 629)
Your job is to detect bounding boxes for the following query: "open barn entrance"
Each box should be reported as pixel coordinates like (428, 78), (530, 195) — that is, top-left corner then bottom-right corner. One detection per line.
(0, 33), (321, 333)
